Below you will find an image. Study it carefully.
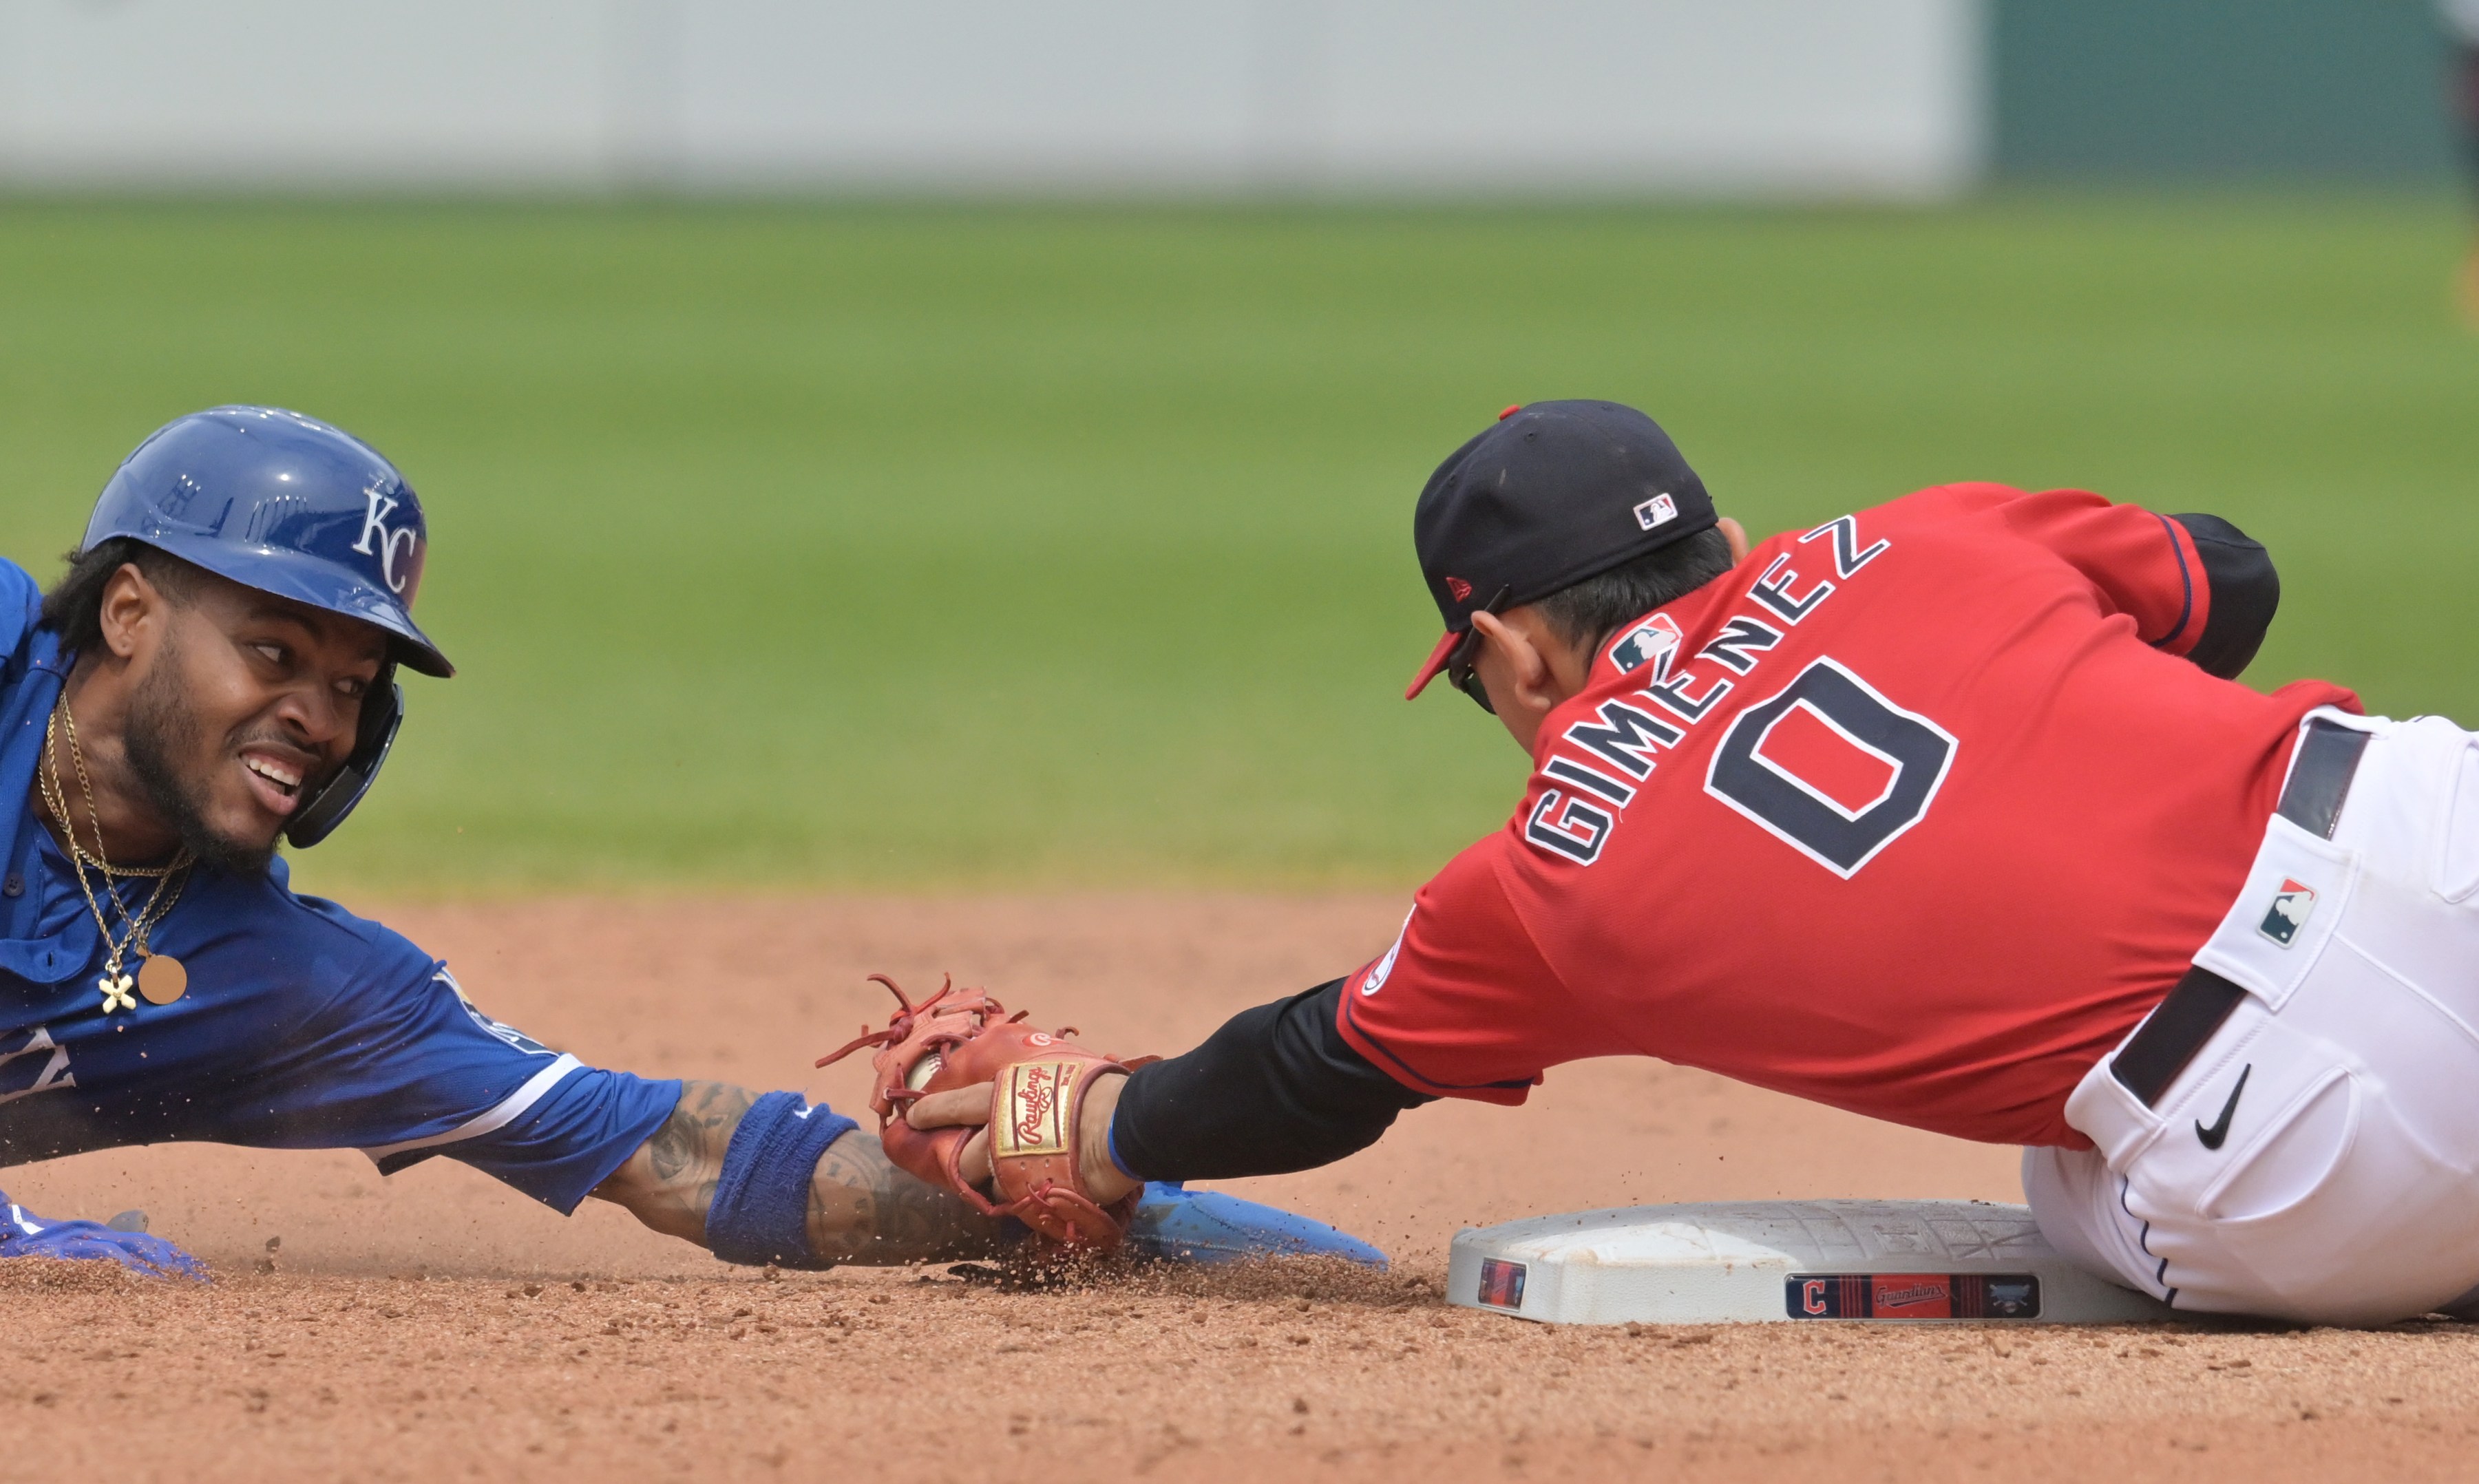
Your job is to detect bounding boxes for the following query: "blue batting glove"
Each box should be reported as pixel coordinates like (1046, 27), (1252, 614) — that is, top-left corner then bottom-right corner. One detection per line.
(0, 1191), (208, 1280)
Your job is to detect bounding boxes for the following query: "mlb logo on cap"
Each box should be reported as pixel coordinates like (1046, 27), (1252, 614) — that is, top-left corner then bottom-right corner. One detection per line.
(1634, 494), (1678, 531)
(2259, 878), (2317, 946)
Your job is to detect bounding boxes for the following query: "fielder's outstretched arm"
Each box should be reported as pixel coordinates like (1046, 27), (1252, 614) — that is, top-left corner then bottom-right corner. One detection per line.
(1110, 979), (1433, 1179)
(909, 979), (1433, 1200)
(589, 1080), (1007, 1265)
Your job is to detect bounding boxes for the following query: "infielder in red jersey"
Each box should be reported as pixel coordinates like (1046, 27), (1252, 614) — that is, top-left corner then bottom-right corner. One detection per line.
(914, 400), (2479, 1325)
(1331, 477), (2336, 1152)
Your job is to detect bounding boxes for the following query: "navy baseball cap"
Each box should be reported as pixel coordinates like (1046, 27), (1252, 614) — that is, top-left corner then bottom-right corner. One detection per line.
(1404, 400), (1715, 699)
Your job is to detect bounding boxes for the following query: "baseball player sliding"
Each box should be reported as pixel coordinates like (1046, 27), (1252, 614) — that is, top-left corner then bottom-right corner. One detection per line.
(0, 406), (1369, 1276)
(911, 399), (2479, 1326)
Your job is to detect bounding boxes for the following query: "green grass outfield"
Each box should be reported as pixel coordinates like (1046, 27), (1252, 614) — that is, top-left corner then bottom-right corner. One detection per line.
(2, 195), (2475, 895)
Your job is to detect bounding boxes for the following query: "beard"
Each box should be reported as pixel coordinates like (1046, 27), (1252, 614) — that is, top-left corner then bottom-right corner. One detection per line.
(123, 631), (282, 878)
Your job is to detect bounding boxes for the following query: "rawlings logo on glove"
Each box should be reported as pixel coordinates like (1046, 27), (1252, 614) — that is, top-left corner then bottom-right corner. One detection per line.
(818, 975), (1152, 1249)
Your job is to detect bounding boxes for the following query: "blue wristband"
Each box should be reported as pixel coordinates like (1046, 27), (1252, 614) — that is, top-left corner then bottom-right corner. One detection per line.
(706, 1092), (859, 1269)
(1107, 1119), (1138, 1181)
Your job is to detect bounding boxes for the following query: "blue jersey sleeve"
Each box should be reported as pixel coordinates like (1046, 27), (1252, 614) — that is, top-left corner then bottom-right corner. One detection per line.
(0, 851), (681, 1216)
(400, 1061), (684, 1212)
(335, 961), (682, 1214)
(205, 897), (681, 1214)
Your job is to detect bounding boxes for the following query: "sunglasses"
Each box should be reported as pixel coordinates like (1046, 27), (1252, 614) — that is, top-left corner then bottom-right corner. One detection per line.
(1444, 586), (1512, 714)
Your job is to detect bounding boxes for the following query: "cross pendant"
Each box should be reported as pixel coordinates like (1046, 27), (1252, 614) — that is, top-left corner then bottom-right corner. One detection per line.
(98, 973), (137, 1014)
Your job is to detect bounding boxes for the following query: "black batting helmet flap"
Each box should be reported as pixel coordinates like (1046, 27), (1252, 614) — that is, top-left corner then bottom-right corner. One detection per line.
(1404, 400), (1715, 699)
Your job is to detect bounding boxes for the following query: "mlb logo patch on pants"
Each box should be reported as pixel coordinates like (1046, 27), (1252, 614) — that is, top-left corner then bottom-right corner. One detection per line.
(2259, 879), (2317, 946)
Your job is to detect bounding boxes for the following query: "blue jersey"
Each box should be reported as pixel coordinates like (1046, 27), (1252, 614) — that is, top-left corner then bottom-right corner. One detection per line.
(0, 560), (679, 1211)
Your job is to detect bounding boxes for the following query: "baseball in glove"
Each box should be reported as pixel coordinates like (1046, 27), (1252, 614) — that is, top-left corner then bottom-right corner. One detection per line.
(817, 975), (1152, 1249)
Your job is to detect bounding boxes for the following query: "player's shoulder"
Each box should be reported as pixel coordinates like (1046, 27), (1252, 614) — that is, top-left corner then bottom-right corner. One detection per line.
(1869, 480), (2151, 527)
(0, 556), (45, 657)
(193, 858), (439, 985)
(1424, 827), (1521, 901)
(1862, 481), (2038, 524)
(1828, 483), (2158, 564)
(1389, 827), (1541, 964)
(1682, 487), (2036, 597)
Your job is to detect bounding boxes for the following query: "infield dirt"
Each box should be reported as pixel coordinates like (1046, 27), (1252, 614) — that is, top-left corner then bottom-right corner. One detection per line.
(8, 893), (2476, 1481)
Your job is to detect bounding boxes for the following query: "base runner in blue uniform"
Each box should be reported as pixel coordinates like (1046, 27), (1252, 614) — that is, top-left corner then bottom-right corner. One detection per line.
(0, 406), (1378, 1277)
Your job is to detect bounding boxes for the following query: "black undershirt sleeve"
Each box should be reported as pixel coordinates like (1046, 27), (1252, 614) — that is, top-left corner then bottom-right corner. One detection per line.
(2169, 513), (2279, 680)
(1110, 979), (1435, 1183)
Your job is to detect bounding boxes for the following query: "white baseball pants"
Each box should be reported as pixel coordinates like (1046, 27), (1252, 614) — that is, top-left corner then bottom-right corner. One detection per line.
(2026, 708), (2479, 1326)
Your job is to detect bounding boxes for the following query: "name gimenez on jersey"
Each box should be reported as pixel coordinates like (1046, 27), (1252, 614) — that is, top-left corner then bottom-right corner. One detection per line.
(1526, 513), (1901, 868)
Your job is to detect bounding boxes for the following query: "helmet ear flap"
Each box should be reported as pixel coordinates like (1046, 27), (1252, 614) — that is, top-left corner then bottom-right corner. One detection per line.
(284, 665), (402, 849)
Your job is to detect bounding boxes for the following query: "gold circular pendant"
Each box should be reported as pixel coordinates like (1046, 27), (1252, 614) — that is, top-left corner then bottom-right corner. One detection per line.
(138, 954), (189, 1006)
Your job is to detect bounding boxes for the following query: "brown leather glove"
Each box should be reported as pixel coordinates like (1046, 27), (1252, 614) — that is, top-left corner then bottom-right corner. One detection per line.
(818, 975), (1152, 1249)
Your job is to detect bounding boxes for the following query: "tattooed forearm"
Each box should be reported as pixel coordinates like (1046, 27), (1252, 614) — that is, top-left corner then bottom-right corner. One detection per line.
(590, 1081), (753, 1244)
(807, 1131), (1006, 1264)
(591, 1081), (1006, 1264)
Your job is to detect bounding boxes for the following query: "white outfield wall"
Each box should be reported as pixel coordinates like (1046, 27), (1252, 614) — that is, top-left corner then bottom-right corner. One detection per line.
(0, 0), (1984, 197)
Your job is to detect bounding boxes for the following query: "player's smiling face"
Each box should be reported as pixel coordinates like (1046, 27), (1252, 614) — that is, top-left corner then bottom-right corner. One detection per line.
(114, 566), (388, 872)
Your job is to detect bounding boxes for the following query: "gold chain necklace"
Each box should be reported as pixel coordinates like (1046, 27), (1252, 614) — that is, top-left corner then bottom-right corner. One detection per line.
(39, 697), (193, 1014)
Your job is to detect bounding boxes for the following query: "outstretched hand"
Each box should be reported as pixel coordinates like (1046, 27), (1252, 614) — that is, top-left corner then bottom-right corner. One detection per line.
(0, 1191), (207, 1280)
(904, 1070), (1140, 1208)
(818, 975), (1151, 1247)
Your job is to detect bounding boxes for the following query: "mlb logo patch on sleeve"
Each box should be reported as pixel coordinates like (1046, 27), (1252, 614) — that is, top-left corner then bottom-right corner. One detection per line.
(2259, 879), (2317, 946)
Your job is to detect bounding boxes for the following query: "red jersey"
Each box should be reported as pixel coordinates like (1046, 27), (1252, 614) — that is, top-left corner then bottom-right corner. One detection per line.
(1336, 485), (2356, 1148)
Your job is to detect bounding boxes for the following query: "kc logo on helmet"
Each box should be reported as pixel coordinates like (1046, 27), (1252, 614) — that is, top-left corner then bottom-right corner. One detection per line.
(351, 486), (422, 596)
(2259, 878), (2317, 947)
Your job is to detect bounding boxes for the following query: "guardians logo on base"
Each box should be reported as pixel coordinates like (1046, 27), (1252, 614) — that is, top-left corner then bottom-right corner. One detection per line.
(1788, 1273), (2040, 1320)
(2260, 879), (2317, 946)
(1477, 1258), (1528, 1310)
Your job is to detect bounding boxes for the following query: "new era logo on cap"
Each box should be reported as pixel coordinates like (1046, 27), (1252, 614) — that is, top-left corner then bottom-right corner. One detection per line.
(1634, 494), (1678, 531)
(2259, 878), (2317, 946)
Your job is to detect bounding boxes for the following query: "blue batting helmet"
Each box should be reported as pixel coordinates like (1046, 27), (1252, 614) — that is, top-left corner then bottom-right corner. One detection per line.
(83, 405), (452, 848)
(84, 405), (453, 679)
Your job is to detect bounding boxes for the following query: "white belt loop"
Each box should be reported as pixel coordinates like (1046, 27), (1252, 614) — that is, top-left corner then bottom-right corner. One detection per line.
(2065, 1030), (2170, 1167)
